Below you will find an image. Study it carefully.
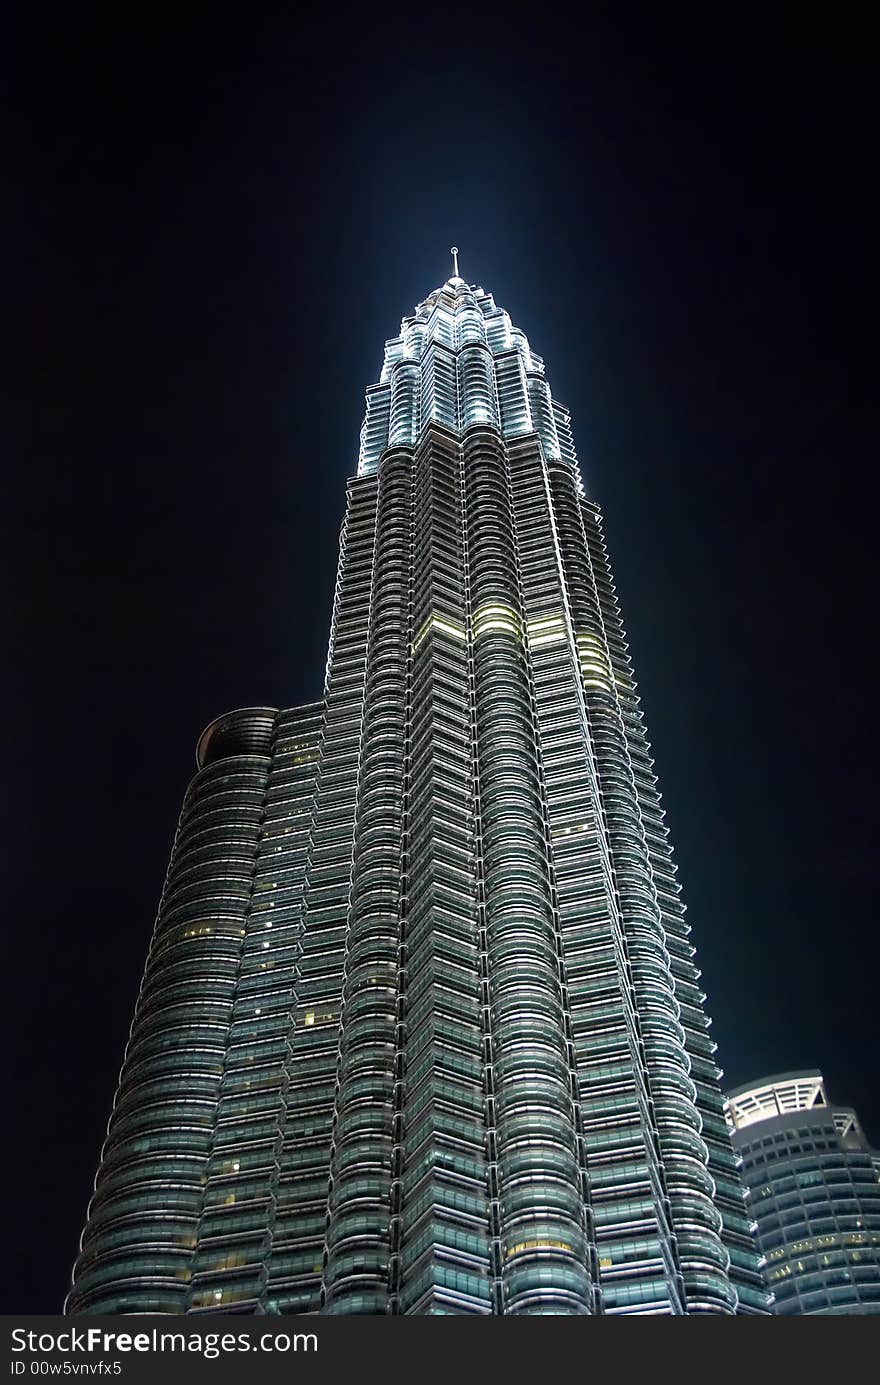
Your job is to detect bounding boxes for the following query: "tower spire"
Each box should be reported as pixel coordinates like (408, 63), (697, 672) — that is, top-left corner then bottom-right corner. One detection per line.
(450, 245), (460, 278)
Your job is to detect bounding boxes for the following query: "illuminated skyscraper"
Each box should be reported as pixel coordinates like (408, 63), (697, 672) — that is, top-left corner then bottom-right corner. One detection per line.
(68, 256), (766, 1316)
(728, 1072), (880, 1313)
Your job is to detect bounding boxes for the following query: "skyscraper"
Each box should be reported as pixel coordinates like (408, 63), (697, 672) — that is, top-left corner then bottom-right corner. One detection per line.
(68, 257), (766, 1316)
(728, 1072), (880, 1313)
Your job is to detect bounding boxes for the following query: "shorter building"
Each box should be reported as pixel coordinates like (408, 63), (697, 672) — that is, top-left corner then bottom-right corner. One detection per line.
(726, 1072), (880, 1314)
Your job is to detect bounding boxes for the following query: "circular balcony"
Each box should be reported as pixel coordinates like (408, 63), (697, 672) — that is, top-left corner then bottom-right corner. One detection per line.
(195, 707), (278, 768)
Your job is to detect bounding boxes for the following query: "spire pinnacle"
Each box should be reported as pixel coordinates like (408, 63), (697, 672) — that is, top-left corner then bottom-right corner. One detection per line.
(450, 246), (460, 279)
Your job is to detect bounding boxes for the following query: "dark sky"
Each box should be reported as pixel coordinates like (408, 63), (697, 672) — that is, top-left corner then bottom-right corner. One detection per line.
(3, 5), (878, 1313)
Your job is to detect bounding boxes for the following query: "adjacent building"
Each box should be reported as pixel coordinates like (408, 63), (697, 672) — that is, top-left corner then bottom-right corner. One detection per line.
(728, 1071), (880, 1313)
(68, 258), (766, 1315)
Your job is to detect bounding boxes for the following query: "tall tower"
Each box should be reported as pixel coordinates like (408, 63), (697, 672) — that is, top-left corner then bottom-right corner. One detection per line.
(728, 1072), (880, 1313)
(68, 259), (767, 1316)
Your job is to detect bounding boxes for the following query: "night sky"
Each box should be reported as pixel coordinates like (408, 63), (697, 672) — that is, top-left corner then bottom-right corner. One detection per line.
(4, 6), (878, 1313)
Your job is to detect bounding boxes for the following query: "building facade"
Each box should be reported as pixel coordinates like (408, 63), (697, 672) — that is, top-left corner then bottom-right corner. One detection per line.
(728, 1072), (880, 1313)
(68, 262), (766, 1315)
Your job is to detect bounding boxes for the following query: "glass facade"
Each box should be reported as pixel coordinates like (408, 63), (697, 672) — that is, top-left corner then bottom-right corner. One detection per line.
(728, 1072), (880, 1314)
(67, 268), (766, 1315)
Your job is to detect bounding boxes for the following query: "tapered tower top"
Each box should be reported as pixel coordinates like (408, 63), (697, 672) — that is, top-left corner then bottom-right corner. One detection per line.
(356, 259), (580, 478)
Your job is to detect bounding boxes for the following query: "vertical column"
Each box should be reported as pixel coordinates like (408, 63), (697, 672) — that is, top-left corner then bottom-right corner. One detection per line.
(465, 429), (591, 1315)
(398, 430), (492, 1315)
(389, 364), (419, 448)
(421, 343), (458, 432)
(285, 474), (378, 1310)
(526, 376), (560, 460)
(458, 345), (500, 431)
(322, 451), (412, 1314)
(254, 704), (326, 1314)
